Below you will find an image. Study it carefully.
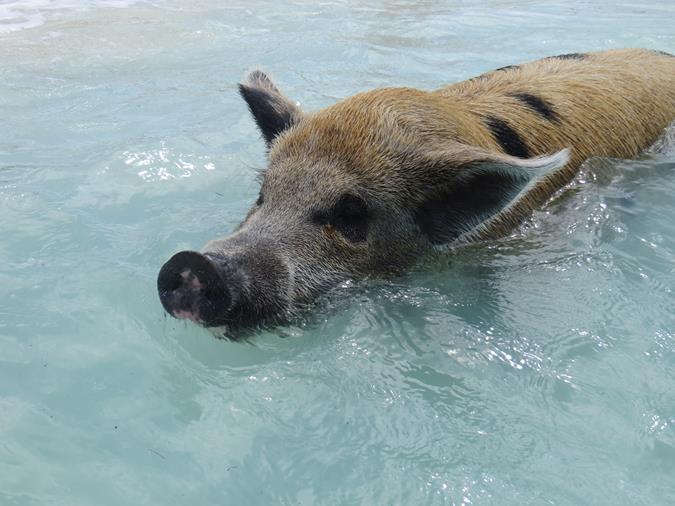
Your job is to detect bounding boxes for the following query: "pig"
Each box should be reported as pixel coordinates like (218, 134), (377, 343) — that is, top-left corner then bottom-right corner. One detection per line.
(158, 48), (675, 333)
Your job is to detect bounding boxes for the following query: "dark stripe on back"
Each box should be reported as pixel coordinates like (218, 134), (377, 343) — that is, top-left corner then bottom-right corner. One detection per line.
(469, 64), (520, 82)
(510, 92), (561, 124)
(495, 64), (519, 72)
(548, 52), (586, 60)
(484, 116), (530, 158)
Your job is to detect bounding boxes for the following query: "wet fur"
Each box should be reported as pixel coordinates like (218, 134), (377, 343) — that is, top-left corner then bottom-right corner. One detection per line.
(266, 49), (675, 242)
(173, 48), (675, 330)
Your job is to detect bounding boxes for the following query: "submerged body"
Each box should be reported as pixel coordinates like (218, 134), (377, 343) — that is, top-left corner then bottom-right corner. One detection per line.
(158, 48), (675, 333)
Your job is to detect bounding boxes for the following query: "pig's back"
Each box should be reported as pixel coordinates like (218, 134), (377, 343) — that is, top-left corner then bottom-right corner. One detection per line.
(435, 48), (675, 166)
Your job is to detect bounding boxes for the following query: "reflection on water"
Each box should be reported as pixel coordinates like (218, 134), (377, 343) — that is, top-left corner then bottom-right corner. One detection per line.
(124, 145), (217, 182)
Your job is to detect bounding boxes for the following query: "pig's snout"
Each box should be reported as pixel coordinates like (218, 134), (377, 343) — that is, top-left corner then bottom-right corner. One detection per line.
(157, 251), (232, 327)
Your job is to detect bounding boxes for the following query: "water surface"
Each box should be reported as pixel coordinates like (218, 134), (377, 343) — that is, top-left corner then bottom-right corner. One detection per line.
(1, 1), (675, 504)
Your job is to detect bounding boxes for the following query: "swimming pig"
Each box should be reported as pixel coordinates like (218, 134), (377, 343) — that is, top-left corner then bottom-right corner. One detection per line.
(158, 48), (675, 332)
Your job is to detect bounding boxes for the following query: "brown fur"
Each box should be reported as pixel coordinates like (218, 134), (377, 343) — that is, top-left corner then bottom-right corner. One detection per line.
(159, 48), (675, 330)
(269, 48), (675, 240)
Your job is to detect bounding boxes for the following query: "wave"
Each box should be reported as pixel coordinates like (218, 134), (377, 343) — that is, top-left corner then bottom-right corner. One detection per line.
(0, 0), (140, 34)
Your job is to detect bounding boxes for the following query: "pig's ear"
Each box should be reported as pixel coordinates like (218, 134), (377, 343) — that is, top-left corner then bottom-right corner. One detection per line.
(414, 147), (571, 246)
(238, 70), (303, 147)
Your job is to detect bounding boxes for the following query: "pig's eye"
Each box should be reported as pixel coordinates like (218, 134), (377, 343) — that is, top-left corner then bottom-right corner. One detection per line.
(256, 192), (264, 206)
(313, 194), (370, 243)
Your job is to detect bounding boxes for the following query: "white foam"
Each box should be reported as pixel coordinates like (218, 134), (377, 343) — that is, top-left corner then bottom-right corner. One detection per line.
(0, 0), (139, 34)
(647, 120), (675, 156)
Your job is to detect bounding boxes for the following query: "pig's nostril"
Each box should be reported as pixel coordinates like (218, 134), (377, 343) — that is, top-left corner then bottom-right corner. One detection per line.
(166, 273), (183, 293)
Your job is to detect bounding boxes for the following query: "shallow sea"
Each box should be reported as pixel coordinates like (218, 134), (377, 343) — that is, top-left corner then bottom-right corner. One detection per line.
(1, 1), (675, 504)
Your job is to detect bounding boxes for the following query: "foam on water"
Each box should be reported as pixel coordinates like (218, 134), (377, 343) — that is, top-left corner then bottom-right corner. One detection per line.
(0, 0), (138, 33)
(1, 1), (675, 505)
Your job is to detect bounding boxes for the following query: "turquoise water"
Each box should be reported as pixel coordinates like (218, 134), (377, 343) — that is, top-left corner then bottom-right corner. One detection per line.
(2, 0), (675, 504)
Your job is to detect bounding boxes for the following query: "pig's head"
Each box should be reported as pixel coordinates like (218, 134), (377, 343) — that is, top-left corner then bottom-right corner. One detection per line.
(158, 70), (570, 333)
